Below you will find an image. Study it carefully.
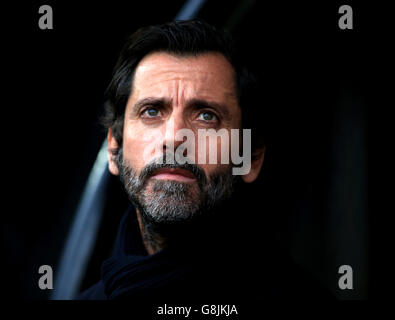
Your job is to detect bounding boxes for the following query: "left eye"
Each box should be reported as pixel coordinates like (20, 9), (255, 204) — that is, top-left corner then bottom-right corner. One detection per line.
(198, 112), (217, 121)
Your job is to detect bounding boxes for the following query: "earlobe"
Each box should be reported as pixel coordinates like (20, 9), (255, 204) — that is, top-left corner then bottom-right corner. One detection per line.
(107, 128), (120, 176)
(241, 146), (265, 183)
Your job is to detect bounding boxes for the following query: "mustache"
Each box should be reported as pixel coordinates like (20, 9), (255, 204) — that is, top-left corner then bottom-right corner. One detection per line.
(139, 153), (207, 188)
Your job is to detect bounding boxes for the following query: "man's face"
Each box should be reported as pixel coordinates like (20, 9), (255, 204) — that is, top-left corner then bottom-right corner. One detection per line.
(110, 52), (243, 224)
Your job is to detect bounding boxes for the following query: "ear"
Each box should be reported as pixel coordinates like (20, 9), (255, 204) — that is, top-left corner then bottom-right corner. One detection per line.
(241, 146), (265, 183)
(107, 127), (120, 176)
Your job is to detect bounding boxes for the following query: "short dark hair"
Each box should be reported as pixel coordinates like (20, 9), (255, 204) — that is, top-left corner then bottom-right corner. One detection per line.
(101, 19), (264, 156)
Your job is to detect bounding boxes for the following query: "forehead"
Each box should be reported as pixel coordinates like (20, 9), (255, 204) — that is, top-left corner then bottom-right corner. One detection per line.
(131, 51), (238, 103)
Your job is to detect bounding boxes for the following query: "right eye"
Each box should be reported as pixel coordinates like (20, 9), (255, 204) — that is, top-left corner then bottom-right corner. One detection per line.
(141, 107), (161, 118)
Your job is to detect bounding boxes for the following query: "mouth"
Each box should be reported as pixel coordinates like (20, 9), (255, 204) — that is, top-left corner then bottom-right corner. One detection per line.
(151, 167), (196, 182)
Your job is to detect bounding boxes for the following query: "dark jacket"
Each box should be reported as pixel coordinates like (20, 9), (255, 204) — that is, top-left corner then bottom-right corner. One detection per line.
(77, 197), (335, 301)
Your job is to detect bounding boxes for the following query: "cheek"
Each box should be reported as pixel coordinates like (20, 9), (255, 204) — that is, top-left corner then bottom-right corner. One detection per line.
(200, 163), (229, 179)
(193, 130), (232, 165)
(193, 132), (232, 180)
(123, 124), (163, 169)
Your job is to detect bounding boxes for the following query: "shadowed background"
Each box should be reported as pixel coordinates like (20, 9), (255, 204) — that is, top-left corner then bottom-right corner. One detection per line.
(2, 0), (378, 300)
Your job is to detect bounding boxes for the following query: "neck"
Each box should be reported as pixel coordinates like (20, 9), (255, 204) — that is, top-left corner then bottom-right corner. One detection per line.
(136, 209), (168, 255)
(136, 211), (231, 257)
(134, 189), (244, 256)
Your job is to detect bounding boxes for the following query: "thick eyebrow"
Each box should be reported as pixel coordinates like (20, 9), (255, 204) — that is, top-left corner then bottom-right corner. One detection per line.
(186, 98), (231, 120)
(131, 97), (232, 120)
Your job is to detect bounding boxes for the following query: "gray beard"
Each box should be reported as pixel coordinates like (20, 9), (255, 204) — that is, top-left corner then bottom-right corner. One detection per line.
(115, 148), (237, 226)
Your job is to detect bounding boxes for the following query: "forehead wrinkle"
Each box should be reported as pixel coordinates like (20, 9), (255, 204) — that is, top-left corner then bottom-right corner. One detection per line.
(135, 54), (234, 87)
(131, 52), (239, 111)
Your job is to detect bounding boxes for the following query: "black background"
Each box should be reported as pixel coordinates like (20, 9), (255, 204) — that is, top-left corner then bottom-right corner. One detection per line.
(1, 0), (388, 302)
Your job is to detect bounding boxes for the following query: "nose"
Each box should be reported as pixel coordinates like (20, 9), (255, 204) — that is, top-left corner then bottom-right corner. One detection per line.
(162, 111), (188, 153)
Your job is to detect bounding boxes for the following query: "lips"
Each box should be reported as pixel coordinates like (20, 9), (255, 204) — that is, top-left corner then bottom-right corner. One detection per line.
(151, 168), (196, 182)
